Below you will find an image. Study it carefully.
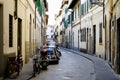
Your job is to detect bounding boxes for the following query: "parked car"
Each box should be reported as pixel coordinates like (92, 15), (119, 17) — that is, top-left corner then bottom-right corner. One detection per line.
(47, 45), (60, 64)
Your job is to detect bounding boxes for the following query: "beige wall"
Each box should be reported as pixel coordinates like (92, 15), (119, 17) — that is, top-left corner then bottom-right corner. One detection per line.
(107, 0), (120, 72)
(25, 0), (35, 62)
(18, 0), (27, 64)
(65, 24), (71, 48)
(0, 0), (42, 77)
(25, 0), (42, 62)
(36, 12), (41, 48)
(72, 24), (80, 49)
(0, 0), (27, 77)
(71, 0), (80, 49)
(92, 7), (105, 57)
(81, 15), (89, 50)
(3, 0), (16, 54)
(2, 0), (27, 61)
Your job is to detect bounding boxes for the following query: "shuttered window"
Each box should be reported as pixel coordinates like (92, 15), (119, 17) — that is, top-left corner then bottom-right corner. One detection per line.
(81, 28), (86, 42)
(9, 14), (13, 47)
(99, 23), (102, 44)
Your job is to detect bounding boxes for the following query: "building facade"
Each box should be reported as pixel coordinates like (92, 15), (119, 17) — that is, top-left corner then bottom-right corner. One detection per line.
(54, 0), (69, 46)
(105, 0), (120, 74)
(67, 0), (80, 49)
(0, 0), (48, 78)
(0, 0), (27, 78)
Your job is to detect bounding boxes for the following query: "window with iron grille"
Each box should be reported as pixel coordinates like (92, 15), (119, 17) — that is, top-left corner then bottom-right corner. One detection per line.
(9, 14), (13, 47)
(99, 23), (102, 44)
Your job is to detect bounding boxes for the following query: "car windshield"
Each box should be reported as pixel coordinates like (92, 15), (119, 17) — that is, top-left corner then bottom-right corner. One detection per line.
(47, 47), (54, 55)
(48, 47), (54, 51)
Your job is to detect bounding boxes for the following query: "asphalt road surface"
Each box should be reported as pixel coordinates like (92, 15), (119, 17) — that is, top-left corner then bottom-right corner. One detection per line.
(30, 49), (95, 80)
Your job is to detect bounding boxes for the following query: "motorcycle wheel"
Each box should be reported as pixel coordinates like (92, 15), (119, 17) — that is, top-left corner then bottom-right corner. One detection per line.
(41, 62), (48, 70)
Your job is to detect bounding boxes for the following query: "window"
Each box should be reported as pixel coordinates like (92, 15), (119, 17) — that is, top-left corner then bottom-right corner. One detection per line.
(84, 2), (87, 14)
(71, 11), (74, 21)
(99, 23), (102, 44)
(65, 8), (68, 14)
(74, 8), (76, 20)
(81, 28), (86, 42)
(68, 14), (70, 24)
(81, 4), (84, 16)
(9, 14), (13, 47)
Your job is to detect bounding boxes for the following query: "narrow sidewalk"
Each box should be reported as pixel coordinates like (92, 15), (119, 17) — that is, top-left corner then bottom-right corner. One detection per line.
(5, 58), (33, 80)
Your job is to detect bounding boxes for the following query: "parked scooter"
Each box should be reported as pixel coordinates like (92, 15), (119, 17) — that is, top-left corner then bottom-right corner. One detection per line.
(40, 49), (49, 70)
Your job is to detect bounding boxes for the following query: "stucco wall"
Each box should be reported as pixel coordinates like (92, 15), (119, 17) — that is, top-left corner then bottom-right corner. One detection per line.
(92, 7), (105, 57)
(72, 24), (80, 49)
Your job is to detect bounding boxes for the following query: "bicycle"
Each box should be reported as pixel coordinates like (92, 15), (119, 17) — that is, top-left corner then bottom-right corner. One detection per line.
(33, 58), (41, 77)
(6, 56), (23, 78)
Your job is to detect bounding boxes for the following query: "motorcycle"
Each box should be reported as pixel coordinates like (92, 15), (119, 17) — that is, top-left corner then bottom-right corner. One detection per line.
(40, 49), (49, 70)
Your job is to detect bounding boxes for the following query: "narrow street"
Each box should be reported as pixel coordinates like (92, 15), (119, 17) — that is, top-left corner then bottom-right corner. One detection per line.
(1, 0), (120, 80)
(30, 49), (95, 80)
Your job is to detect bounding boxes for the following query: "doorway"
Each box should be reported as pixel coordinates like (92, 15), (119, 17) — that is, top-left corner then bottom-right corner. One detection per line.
(78, 30), (80, 50)
(117, 18), (120, 73)
(0, 5), (3, 77)
(93, 25), (96, 54)
(86, 28), (88, 53)
(69, 31), (70, 48)
(17, 18), (22, 58)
